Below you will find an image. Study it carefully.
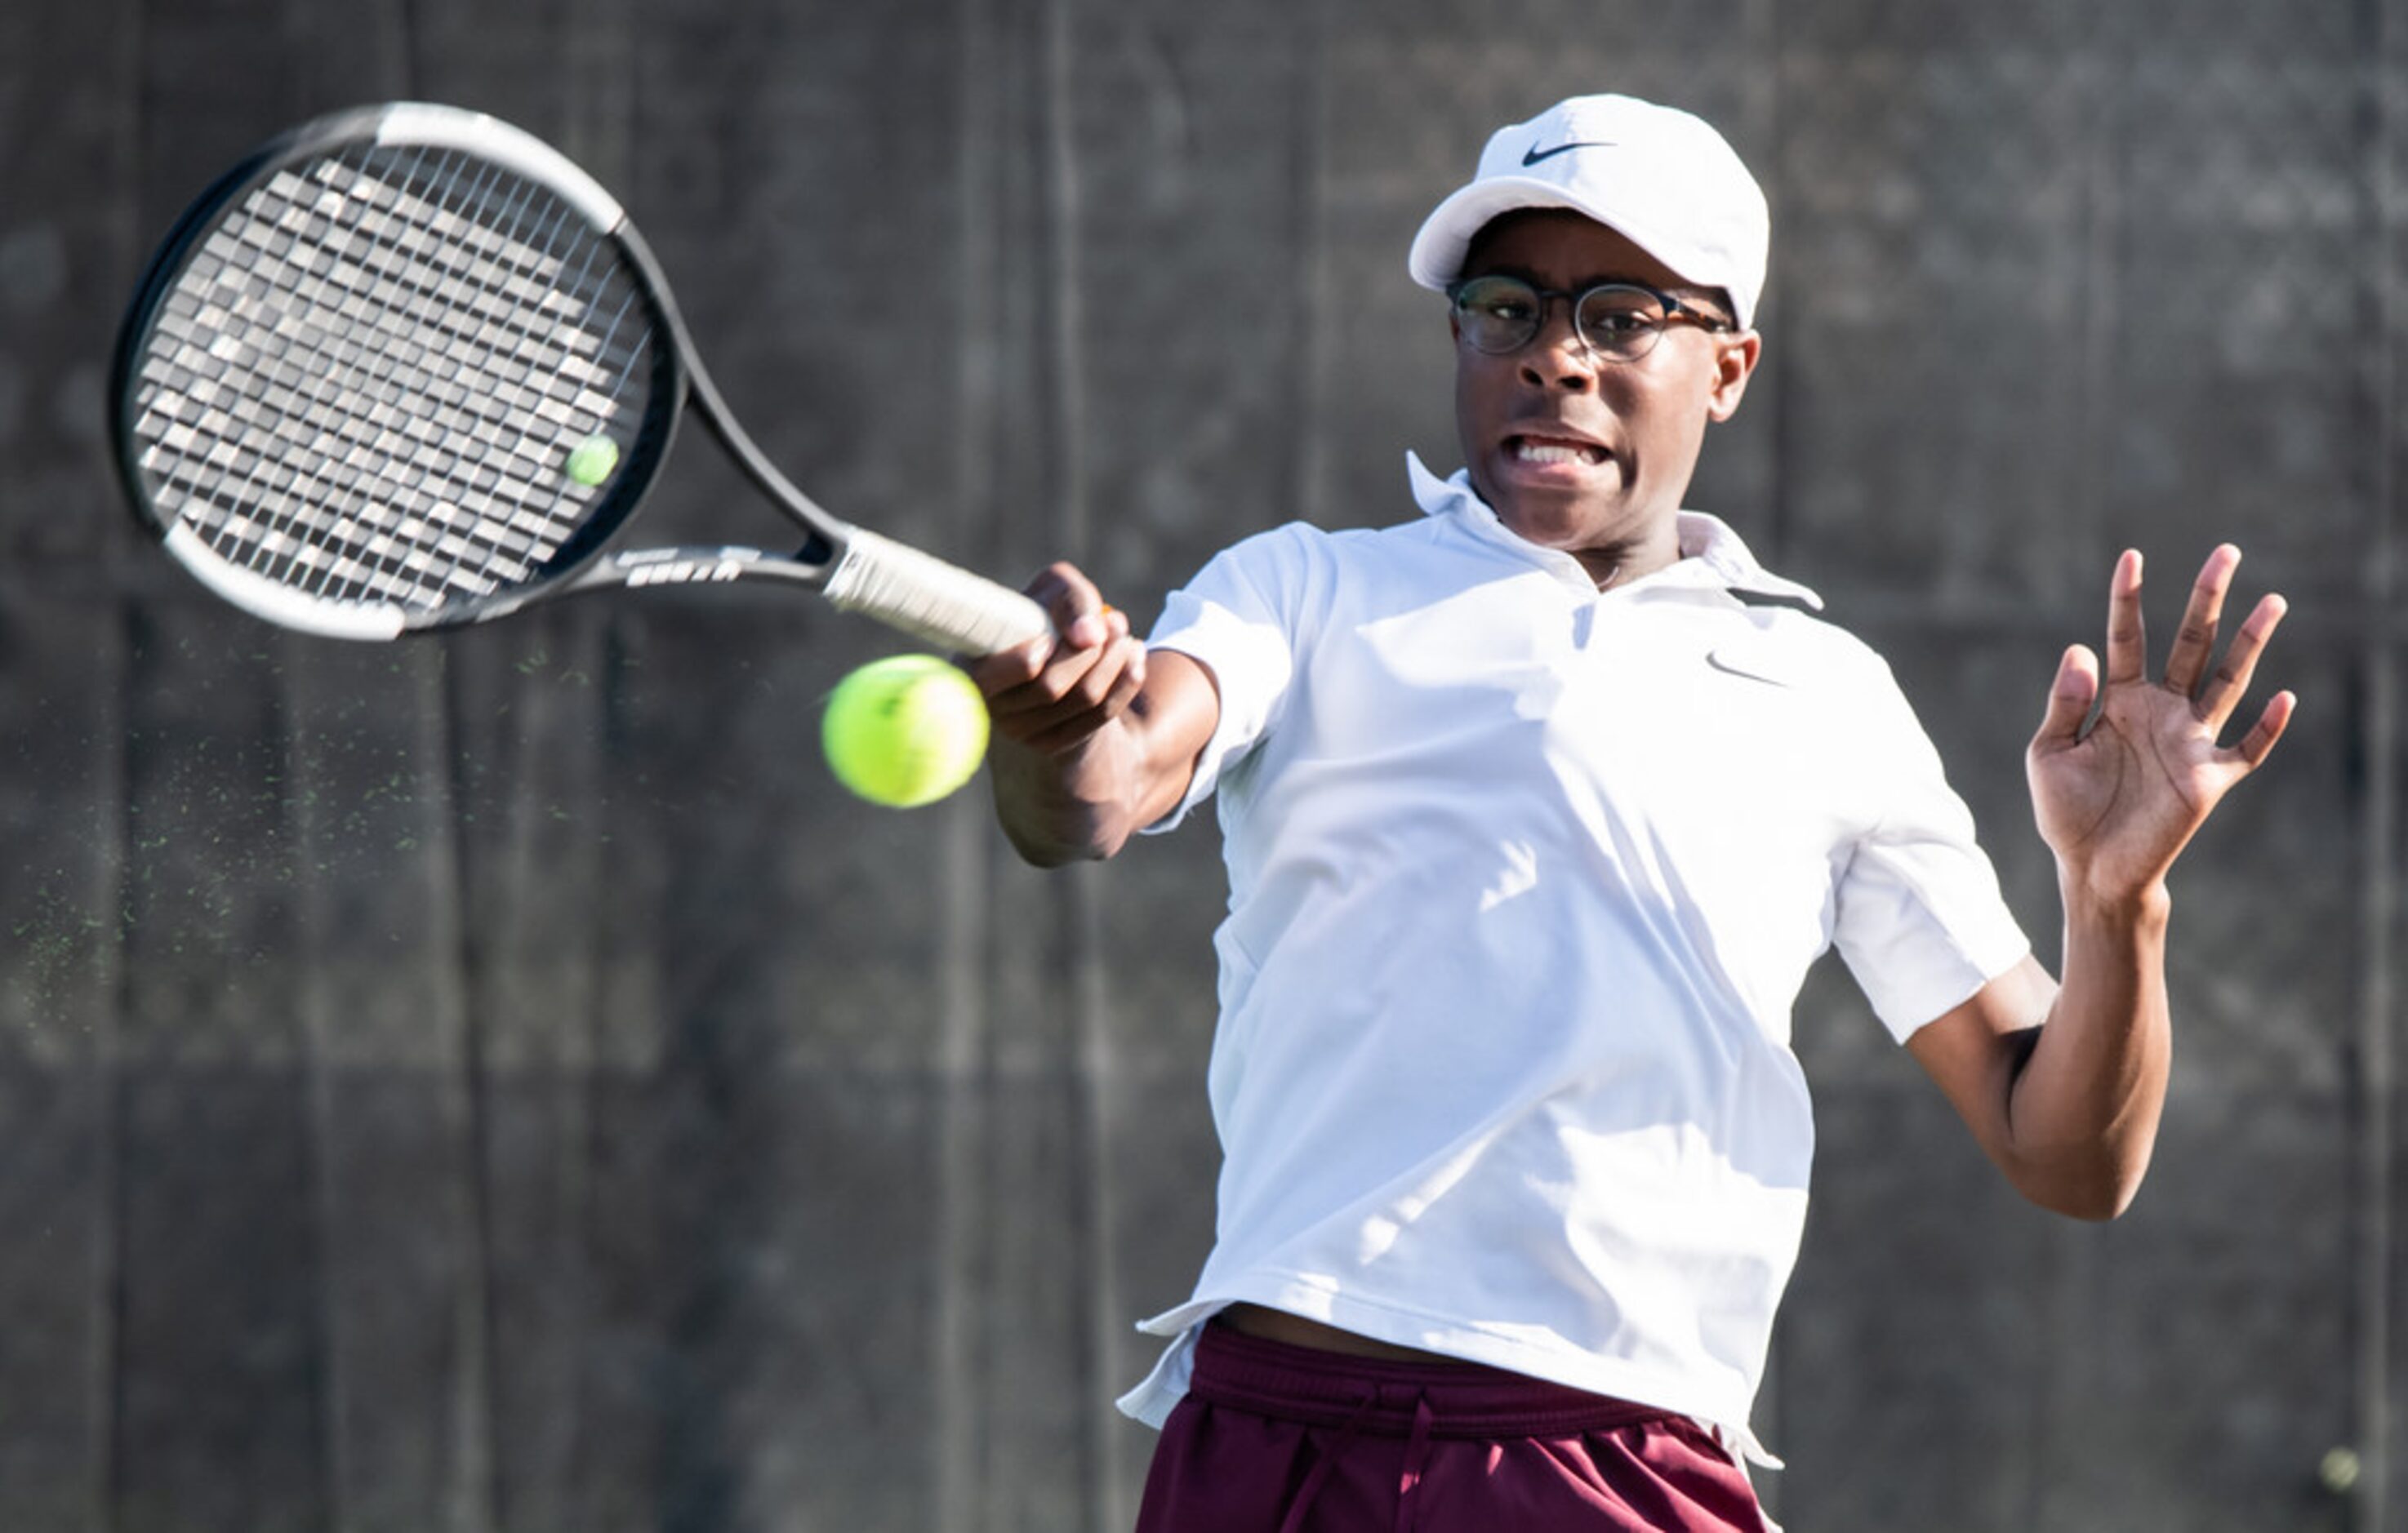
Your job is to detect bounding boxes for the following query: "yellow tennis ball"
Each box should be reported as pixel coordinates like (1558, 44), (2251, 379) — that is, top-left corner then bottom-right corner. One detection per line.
(563, 433), (619, 487)
(821, 654), (991, 807)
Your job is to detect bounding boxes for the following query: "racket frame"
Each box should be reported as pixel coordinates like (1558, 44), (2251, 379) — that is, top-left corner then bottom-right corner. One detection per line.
(110, 102), (1048, 654)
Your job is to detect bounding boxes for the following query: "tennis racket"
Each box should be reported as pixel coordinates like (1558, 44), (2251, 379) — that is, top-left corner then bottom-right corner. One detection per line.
(109, 100), (1049, 654)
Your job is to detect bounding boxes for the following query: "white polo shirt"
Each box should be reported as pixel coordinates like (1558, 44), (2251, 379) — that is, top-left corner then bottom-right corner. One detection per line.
(1119, 456), (2031, 1455)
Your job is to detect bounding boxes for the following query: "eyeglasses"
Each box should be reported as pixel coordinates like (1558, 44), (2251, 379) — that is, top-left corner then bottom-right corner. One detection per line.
(1446, 274), (1736, 362)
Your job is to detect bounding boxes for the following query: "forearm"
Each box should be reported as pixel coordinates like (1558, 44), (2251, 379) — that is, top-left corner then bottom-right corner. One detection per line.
(990, 720), (1152, 866)
(2004, 880), (2174, 1219)
(985, 649), (1217, 868)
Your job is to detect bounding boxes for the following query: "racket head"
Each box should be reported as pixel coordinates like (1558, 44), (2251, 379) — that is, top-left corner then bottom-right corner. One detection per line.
(111, 103), (687, 639)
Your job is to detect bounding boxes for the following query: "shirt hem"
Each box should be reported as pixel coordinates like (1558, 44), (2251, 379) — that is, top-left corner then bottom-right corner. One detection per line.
(1117, 1275), (1778, 1468)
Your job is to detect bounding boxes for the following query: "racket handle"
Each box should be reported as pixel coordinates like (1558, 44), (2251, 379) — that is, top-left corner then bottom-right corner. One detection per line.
(824, 529), (1053, 655)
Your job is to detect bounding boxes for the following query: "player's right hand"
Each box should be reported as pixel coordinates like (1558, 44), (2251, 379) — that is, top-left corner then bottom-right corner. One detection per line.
(964, 561), (1149, 756)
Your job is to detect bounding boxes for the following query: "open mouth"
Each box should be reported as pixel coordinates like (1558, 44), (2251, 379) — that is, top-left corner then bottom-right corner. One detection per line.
(1509, 435), (1609, 467)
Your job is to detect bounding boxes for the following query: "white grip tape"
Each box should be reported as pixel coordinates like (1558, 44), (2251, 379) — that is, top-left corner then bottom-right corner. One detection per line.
(823, 529), (1051, 655)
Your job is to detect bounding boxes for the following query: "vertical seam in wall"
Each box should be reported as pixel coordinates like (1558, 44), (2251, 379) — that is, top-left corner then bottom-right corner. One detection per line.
(97, 614), (131, 1533)
(1756, 0), (1788, 571)
(1039, 3), (1124, 1525)
(431, 650), (500, 1533)
(288, 663), (354, 1533)
(2361, 2), (2398, 1526)
(1747, 9), (1790, 1513)
(2077, 21), (2121, 616)
(98, 16), (144, 1531)
(1044, 0), (1090, 562)
(2020, 16), (2126, 1532)
(1292, 0), (1333, 534)
(572, 628), (629, 1533)
(938, 0), (999, 1526)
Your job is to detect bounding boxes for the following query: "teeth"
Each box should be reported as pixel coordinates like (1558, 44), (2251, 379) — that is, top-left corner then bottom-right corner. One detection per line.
(1515, 439), (1601, 465)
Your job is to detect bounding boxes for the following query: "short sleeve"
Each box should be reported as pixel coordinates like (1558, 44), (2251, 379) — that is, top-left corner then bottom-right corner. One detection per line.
(1141, 523), (1319, 833)
(1830, 664), (2032, 1042)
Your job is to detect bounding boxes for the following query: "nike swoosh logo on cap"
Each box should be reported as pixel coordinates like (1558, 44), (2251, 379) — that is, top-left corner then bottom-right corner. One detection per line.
(1522, 139), (1616, 166)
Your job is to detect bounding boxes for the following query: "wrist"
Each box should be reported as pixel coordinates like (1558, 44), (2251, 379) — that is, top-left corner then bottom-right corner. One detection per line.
(2058, 870), (2173, 935)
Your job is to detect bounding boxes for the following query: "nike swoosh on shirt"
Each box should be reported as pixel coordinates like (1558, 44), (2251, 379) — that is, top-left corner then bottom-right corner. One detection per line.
(1705, 648), (1792, 687)
(1522, 140), (1616, 165)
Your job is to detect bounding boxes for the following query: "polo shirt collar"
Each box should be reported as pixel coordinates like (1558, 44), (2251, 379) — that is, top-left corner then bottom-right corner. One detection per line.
(1406, 451), (1823, 611)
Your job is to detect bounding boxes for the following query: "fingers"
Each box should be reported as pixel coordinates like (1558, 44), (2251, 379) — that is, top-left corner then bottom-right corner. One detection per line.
(2204, 577), (2295, 772)
(2194, 587), (2287, 731)
(2161, 544), (2240, 700)
(2101, 549), (2147, 686)
(1000, 615), (1150, 754)
(2031, 642), (2101, 752)
(961, 561), (1148, 754)
(2100, 544), (2290, 727)
(2080, 541), (2294, 773)
(2229, 688), (2298, 771)
(1017, 561), (1117, 655)
(957, 562), (1111, 686)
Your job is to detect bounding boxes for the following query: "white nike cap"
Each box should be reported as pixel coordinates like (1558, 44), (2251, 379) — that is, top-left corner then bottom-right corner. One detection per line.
(1406, 94), (1769, 329)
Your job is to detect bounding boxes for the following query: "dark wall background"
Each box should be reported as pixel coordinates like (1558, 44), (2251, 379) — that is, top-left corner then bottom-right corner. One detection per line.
(0, 1), (2399, 1530)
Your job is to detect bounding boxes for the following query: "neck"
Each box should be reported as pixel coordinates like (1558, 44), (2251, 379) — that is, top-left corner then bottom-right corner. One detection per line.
(1573, 525), (1682, 590)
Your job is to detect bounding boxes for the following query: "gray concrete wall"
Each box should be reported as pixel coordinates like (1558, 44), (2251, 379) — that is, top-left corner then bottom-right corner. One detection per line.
(0, 1), (2396, 1528)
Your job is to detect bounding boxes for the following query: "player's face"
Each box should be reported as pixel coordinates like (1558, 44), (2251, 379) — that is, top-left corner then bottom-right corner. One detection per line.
(1451, 211), (1760, 587)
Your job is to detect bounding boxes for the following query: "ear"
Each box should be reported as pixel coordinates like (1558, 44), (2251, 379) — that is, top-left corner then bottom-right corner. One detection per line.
(1706, 330), (1761, 422)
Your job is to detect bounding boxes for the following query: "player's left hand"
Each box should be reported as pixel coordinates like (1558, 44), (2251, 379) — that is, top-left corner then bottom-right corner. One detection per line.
(2027, 544), (2294, 906)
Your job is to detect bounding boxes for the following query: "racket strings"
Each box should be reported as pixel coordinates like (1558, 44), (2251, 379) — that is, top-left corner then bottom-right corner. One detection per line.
(309, 145), (572, 604)
(142, 156), (562, 603)
(203, 142), (496, 602)
(148, 147), (492, 594)
(127, 136), (661, 617)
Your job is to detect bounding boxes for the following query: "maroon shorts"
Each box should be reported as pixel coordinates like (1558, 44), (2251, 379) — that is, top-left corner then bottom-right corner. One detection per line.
(1133, 1322), (1765, 1533)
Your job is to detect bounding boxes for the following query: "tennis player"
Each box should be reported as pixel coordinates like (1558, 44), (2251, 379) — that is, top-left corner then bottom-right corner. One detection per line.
(966, 92), (2292, 1532)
